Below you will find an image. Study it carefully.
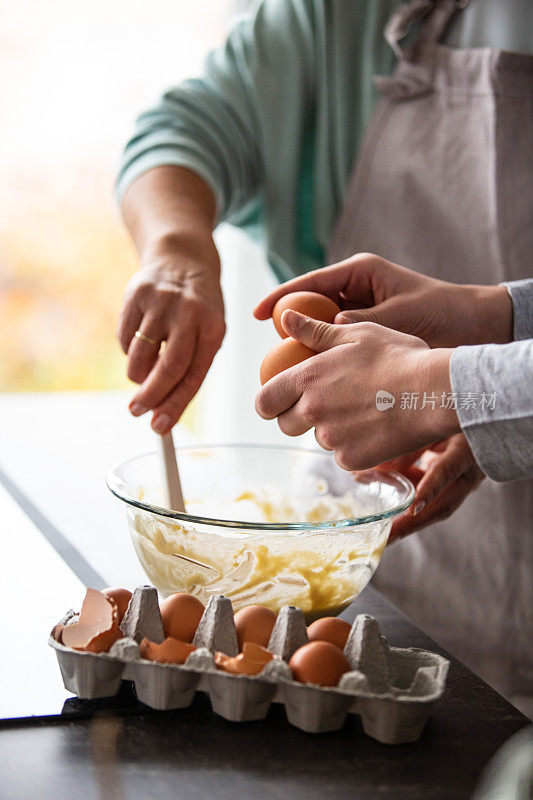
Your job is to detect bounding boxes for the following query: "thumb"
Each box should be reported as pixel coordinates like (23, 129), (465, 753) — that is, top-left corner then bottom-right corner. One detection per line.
(281, 309), (345, 352)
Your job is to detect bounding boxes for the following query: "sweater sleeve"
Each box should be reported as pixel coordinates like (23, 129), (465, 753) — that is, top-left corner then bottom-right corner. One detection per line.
(502, 279), (533, 341)
(115, 0), (314, 225)
(450, 340), (533, 482)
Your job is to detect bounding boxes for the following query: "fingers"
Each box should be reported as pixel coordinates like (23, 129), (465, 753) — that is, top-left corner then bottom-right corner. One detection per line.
(389, 468), (481, 542)
(372, 447), (428, 474)
(315, 427), (333, 451)
(253, 262), (355, 320)
(276, 401), (314, 437)
(129, 322), (196, 415)
(126, 315), (165, 386)
(117, 302), (143, 355)
(253, 253), (395, 320)
(255, 371), (303, 420)
(411, 435), (472, 514)
(387, 435), (485, 543)
(335, 297), (406, 332)
(151, 321), (225, 433)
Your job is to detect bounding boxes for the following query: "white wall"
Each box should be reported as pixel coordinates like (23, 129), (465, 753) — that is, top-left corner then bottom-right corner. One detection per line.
(197, 224), (316, 448)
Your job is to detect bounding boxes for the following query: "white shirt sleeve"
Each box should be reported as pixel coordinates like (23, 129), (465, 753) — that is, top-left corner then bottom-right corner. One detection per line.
(502, 279), (533, 341)
(451, 339), (533, 482)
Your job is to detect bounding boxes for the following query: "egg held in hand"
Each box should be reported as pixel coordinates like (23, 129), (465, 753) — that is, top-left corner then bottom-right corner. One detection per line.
(234, 605), (277, 650)
(289, 641), (350, 687)
(260, 337), (315, 385)
(272, 292), (340, 339)
(160, 593), (205, 642)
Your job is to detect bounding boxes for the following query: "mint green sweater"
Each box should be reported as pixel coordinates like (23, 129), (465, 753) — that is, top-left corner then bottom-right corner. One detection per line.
(116, 0), (532, 282)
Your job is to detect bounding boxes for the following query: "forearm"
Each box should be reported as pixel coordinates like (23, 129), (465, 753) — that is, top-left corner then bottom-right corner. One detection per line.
(121, 165), (220, 273)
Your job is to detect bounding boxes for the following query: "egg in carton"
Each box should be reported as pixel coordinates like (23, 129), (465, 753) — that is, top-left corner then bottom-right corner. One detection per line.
(49, 587), (449, 744)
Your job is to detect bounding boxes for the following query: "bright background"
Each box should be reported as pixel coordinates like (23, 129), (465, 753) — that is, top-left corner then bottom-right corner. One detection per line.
(0, 0), (286, 444)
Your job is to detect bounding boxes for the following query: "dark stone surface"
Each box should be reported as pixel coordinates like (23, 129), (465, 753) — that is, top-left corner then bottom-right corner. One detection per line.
(0, 586), (528, 800)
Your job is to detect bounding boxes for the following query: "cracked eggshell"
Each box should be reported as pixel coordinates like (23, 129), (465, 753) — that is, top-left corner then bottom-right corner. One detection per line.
(60, 588), (122, 653)
(102, 587), (132, 623)
(215, 642), (274, 676)
(50, 609), (77, 644)
(140, 637), (196, 664)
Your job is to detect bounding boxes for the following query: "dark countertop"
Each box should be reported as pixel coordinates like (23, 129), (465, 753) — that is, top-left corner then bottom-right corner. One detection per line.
(0, 395), (528, 800)
(1, 585), (528, 800)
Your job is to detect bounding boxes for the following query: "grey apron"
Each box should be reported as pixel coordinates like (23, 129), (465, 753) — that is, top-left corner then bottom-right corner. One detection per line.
(329, 0), (533, 712)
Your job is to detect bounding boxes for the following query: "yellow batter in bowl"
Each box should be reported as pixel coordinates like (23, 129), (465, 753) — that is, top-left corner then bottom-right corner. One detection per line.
(107, 445), (414, 619)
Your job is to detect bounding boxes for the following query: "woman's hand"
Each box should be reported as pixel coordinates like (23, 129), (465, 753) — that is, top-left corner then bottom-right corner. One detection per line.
(117, 242), (225, 434)
(255, 310), (460, 470)
(368, 434), (485, 543)
(118, 166), (225, 434)
(254, 252), (513, 347)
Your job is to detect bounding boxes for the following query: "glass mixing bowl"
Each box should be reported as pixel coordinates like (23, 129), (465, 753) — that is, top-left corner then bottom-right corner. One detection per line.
(106, 444), (414, 621)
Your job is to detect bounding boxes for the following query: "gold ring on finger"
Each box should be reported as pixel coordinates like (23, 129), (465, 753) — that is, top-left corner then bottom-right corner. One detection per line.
(134, 330), (158, 347)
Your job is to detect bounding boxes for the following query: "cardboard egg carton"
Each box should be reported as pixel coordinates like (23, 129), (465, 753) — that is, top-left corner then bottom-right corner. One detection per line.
(49, 587), (449, 744)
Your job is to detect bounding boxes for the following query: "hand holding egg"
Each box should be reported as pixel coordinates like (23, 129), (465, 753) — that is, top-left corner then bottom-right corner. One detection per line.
(259, 291), (340, 385)
(257, 308), (443, 472)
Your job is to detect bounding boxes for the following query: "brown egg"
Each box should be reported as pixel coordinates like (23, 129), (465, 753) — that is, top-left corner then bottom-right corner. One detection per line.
(260, 338), (315, 385)
(234, 605), (277, 650)
(61, 588), (123, 653)
(102, 587), (132, 623)
(272, 291), (340, 339)
(160, 593), (205, 642)
(215, 642), (274, 675)
(289, 641), (350, 687)
(307, 617), (352, 651)
(140, 637), (196, 664)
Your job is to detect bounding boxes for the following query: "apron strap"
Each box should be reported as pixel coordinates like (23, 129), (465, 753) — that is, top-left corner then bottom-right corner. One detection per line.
(385, 0), (464, 60)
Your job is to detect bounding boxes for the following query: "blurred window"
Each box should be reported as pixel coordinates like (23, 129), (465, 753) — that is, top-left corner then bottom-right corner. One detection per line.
(0, 0), (231, 395)
(0, 0), (284, 443)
